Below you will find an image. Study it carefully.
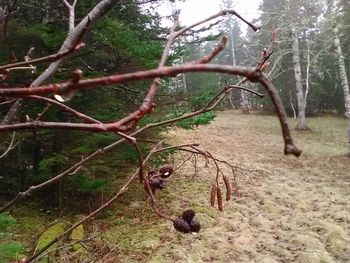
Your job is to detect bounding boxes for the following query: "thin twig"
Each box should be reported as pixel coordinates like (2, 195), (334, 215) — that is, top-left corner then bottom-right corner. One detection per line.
(0, 43), (85, 72)
(0, 131), (17, 159)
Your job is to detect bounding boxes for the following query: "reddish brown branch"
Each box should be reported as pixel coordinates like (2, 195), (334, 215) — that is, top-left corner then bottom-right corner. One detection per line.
(0, 43), (85, 72)
(26, 95), (102, 124)
(259, 76), (301, 156)
(226, 85), (264, 98)
(192, 36), (228, 64)
(174, 9), (260, 38)
(0, 65), (260, 97)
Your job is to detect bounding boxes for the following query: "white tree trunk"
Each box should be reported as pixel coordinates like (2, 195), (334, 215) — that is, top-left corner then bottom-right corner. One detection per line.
(291, 25), (307, 129)
(230, 28), (248, 109)
(289, 90), (297, 119)
(180, 56), (187, 93)
(333, 26), (350, 143)
(305, 37), (311, 105)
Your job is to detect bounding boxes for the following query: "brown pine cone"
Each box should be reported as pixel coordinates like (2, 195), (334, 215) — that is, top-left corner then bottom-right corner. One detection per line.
(159, 166), (174, 178)
(145, 176), (166, 194)
(190, 219), (201, 233)
(173, 217), (191, 233)
(181, 209), (195, 223)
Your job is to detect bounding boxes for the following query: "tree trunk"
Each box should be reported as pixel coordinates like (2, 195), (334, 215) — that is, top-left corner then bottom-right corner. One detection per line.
(180, 56), (187, 93)
(289, 90), (297, 119)
(333, 26), (350, 143)
(291, 25), (307, 129)
(305, 37), (310, 106)
(230, 28), (248, 110)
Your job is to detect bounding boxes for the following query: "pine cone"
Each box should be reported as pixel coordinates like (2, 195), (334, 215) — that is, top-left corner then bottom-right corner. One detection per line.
(146, 176), (166, 194)
(173, 217), (191, 233)
(156, 178), (166, 190)
(159, 166), (174, 178)
(181, 209), (195, 223)
(190, 219), (201, 233)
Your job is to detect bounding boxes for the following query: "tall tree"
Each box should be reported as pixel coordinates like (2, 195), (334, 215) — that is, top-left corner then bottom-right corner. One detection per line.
(327, 0), (350, 143)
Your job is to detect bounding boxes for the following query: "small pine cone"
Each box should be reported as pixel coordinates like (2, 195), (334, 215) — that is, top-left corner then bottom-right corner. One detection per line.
(210, 185), (217, 207)
(159, 166), (174, 178)
(181, 209), (195, 223)
(190, 219), (201, 233)
(148, 176), (166, 191)
(223, 175), (232, 201)
(173, 217), (191, 233)
(156, 178), (166, 190)
(217, 187), (223, 211)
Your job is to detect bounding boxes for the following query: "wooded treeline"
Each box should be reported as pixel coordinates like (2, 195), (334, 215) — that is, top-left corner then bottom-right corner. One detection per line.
(181, 0), (350, 133)
(0, 0), (175, 199)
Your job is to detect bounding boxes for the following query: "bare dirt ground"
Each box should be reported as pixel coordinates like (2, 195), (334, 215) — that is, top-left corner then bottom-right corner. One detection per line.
(104, 111), (350, 263)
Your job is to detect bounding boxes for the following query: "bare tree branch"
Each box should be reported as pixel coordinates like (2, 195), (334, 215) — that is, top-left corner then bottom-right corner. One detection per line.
(0, 131), (18, 159)
(0, 43), (85, 72)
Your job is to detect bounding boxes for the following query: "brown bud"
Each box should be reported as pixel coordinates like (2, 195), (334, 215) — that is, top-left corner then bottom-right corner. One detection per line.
(223, 175), (232, 201)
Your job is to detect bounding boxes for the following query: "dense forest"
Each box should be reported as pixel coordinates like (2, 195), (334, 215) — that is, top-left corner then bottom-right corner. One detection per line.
(0, 0), (349, 262)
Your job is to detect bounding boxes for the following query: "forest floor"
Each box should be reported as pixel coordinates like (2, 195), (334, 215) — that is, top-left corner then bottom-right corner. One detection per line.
(101, 111), (350, 263)
(3, 111), (350, 263)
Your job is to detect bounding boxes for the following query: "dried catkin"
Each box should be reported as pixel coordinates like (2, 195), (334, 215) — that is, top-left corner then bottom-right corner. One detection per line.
(217, 187), (223, 211)
(223, 175), (232, 201)
(210, 185), (217, 207)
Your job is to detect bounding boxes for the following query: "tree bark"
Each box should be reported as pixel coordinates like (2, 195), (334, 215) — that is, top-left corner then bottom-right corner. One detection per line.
(291, 25), (307, 129)
(333, 26), (350, 143)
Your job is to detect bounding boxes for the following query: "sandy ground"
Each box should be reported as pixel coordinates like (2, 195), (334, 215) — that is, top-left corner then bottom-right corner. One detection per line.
(136, 111), (350, 263)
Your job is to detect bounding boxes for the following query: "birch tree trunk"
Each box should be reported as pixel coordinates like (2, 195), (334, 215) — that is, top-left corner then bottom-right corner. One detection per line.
(333, 26), (350, 143)
(291, 25), (307, 129)
(180, 56), (187, 93)
(230, 28), (248, 110)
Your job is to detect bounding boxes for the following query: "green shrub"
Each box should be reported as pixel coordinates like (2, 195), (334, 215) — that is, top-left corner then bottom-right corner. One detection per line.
(67, 175), (108, 194)
(39, 153), (68, 171)
(0, 243), (24, 263)
(177, 112), (216, 130)
(0, 213), (17, 232)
